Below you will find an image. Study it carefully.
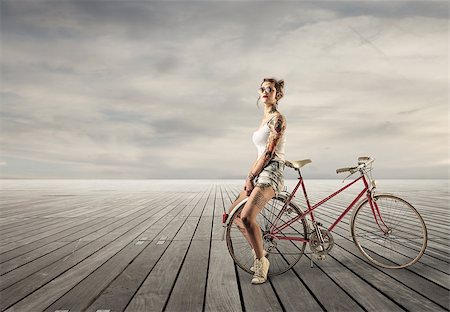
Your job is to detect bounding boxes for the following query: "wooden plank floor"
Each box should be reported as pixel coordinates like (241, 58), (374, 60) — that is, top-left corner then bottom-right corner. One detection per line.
(0, 179), (448, 312)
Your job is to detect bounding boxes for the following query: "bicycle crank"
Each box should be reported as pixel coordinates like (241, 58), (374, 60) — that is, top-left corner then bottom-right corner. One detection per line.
(309, 229), (334, 256)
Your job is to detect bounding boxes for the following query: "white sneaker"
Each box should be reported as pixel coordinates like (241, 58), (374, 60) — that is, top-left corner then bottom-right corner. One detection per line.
(250, 249), (268, 272)
(251, 256), (270, 284)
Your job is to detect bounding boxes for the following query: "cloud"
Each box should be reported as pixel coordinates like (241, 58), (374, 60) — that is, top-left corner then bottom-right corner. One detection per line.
(0, 1), (448, 179)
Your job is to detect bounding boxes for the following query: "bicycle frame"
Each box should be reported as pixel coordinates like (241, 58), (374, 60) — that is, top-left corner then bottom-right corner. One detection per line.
(270, 170), (389, 242)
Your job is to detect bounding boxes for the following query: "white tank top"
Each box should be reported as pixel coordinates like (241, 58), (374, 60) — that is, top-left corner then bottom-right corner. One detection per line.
(252, 116), (286, 162)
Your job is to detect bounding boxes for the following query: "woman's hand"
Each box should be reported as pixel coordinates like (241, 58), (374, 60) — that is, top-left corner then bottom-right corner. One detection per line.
(244, 178), (254, 196)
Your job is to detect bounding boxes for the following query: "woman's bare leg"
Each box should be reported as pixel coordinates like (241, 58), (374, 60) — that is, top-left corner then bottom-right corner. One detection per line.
(240, 186), (275, 259)
(227, 190), (253, 249)
(227, 189), (248, 214)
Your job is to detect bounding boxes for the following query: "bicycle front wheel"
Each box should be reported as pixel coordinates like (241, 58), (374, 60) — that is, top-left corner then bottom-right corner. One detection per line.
(226, 195), (308, 276)
(351, 194), (427, 269)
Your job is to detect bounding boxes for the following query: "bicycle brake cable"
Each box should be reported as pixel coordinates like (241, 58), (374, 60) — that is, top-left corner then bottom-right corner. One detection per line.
(342, 170), (355, 183)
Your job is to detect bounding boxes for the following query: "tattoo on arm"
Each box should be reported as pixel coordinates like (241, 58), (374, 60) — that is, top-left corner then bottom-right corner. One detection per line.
(262, 114), (286, 167)
(274, 117), (284, 133)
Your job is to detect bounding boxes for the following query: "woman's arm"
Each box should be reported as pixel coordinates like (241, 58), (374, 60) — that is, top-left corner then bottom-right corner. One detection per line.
(244, 157), (259, 194)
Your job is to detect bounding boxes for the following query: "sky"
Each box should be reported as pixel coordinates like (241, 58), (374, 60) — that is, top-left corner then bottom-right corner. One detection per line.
(0, 0), (448, 179)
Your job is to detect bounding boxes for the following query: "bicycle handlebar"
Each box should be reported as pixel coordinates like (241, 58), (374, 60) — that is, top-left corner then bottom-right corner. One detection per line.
(336, 166), (358, 174)
(336, 156), (374, 174)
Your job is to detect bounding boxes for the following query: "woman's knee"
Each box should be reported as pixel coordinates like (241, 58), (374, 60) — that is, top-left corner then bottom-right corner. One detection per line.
(240, 211), (255, 228)
(241, 214), (250, 227)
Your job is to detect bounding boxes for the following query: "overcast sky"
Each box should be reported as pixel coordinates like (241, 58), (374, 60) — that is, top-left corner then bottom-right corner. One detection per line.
(0, 1), (448, 179)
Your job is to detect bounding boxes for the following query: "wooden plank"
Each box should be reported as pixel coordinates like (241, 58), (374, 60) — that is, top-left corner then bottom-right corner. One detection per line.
(237, 267), (283, 312)
(123, 185), (212, 311)
(0, 196), (83, 216)
(329, 245), (446, 311)
(289, 257), (364, 312)
(268, 268), (323, 312)
(0, 195), (118, 229)
(1, 192), (191, 310)
(0, 241), (66, 275)
(44, 241), (169, 312)
(0, 180), (447, 312)
(204, 240), (242, 312)
(193, 216), (213, 241)
(172, 217), (201, 241)
(3, 191), (194, 312)
(211, 185), (227, 241)
(84, 240), (170, 312)
(201, 184), (217, 218)
(0, 194), (180, 288)
(0, 197), (149, 252)
(335, 237), (450, 310)
(0, 195), (164, 255)
(43, 190), (208, 311)
(166, 186), (217, 311)
(0, 195), (153, 239)
(122, 242), (190, 310)
(299, 254), (403, 311)
(0, 197), (156, 264)
(189, 193), (209, 217)
(211, 215), (226, 241)
(83, 189), (211, 312)
(164, 239), (209, 311)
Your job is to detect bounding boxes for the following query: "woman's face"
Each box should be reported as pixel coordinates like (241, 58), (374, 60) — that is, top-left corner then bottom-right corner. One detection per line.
(258, 81), (277, 105)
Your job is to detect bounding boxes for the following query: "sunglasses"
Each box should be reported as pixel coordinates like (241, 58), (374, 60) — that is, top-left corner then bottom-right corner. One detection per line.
(258, 86), (275, 94)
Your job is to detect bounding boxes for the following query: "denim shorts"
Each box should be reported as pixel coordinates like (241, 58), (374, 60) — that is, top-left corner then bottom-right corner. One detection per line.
(253, 160), (285, 195)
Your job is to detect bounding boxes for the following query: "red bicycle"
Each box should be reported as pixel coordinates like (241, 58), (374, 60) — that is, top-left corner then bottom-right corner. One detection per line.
(224, 156), (428, 276)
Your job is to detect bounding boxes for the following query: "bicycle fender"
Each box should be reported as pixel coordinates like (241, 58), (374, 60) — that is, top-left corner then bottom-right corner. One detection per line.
(223, 197), (249, 226)
(277, 191), (291, 201)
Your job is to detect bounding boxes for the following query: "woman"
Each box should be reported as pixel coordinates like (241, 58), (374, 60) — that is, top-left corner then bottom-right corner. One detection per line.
(227, 77), (286, 284)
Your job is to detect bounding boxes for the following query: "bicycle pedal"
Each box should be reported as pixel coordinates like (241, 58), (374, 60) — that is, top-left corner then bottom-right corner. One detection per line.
(316, 255), (326, 261)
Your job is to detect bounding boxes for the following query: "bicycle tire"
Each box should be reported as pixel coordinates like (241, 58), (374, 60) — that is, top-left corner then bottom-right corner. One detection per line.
(351, 194), (428, 269)
(226, 195), (308, 276)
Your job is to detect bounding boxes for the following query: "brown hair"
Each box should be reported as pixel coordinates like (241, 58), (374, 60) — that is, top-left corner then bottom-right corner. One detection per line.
(256, 77), (285, 108)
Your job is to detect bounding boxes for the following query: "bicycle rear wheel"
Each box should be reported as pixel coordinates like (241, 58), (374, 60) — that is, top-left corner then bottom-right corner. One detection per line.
(226, 195), (308, 276)
(351, 194), (427, 269)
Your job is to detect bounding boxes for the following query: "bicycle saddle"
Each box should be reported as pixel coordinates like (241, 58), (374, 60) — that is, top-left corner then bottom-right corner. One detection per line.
(285, 159), (312, 169)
